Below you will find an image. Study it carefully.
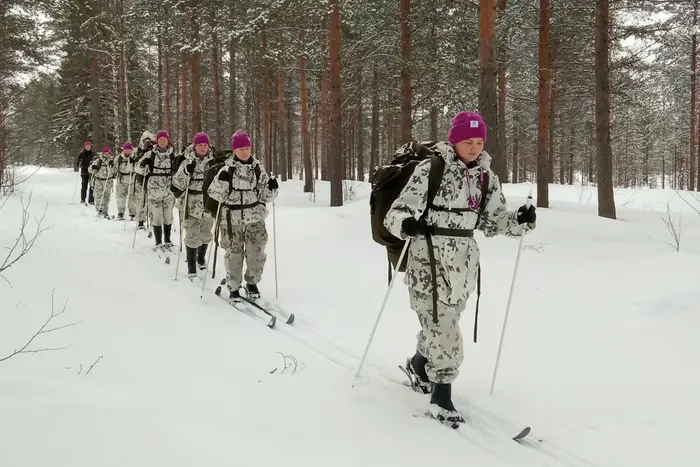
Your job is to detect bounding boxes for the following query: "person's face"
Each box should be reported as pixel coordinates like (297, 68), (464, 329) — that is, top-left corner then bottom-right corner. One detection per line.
(84, 143), (92, 151)
(195, 143), (209, 157)
(234, 147), (252, 161)
(157, 137), (168, 148)
(454, 138), (484, 163)
(123, 148), (133, 156)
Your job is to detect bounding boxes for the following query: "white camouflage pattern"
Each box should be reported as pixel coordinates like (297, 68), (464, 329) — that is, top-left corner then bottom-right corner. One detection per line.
(114, 153), (137, 216)
(88, 152), (116, 215)
(384, 144), (528, 306)
(172, 145), (216, 248)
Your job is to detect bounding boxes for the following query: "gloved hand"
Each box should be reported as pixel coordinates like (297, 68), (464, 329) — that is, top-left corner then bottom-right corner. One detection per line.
(268, 178), (278, 190)
(401, 217), (425, 237)
(94, 161), (103, 171)
(517, 204), (536, 224)
(218, 169), (232, 182)
(108, 160), (114, 167)
(184, 161), (196, 176)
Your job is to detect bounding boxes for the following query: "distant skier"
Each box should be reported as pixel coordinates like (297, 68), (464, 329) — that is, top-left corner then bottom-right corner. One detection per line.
(207, 130), (278, 301)
(114, 142), (137, 221)
(139, 130), (176, 249)
(133, 131), (155, 231)
(74, 141), (96, 204)
(87, 147), (116, 218)
(171, 132), (218, 278)
(383, 111), (536, 428)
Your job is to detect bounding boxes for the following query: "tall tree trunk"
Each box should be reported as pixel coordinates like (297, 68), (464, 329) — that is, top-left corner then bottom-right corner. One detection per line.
(164, 44), (171, 137)
(321, 63), (329, 181)
(277, 49), (287, 181)
(595, 0), (616, 218)
(301, 52), (313, 192)
(212, 31), (223, 149)
(180, 54), (189, 142)
(692, 1), (698, 191)
(191, 16), (202, 133)
(90, 54), (102, 149)
(537, 0), (550, 207)
(497, 0), (508, 182)
(356, 70), (364, 181)
(119, 43), (127, 143)
(262, 29), (271, 170)
(478, 0), (503, 179)
(329, 4), (343, 206)
(512, 127), (519, 183)
(287, 98), (293, 179)
(314, 104), (320, 179)
(229, 37), (237, 133)
(158, 36), (163, 130)
(399, 0), (412, 142)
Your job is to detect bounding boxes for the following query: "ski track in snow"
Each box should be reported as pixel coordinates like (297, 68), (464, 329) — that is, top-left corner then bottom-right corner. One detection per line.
(1, 167), (699, 467)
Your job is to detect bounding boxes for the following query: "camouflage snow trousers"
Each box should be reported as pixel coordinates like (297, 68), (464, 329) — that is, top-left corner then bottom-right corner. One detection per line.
(93, 179), (113, 215)
(148, 194), (174, 227)
(183, 215), (214, 248)
(115, 180), (138, 217)
(219, 218), (268, 290)
(132, 182), (147, 222)
(410, 289), (468, 384)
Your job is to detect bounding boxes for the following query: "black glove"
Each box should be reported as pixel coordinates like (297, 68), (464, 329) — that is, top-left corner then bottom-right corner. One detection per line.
(517, 204), (536, 224)
(184, 161), (196, 175)
(268, 178), (278, 190)
(94, 161), (102, 171)
(218, 169), (232, 182)
(108, 160), (114, 167)
(401, 217), (425, 237)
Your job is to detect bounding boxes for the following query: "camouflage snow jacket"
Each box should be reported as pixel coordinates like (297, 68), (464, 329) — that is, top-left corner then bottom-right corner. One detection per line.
(140, 145), (175, 202)
(87, 152), (116, 181)
(171, 146), (216, 220)
(384, 143), (527, 306)
(207, 155), (278, 226)
(114, 154), (135, 186)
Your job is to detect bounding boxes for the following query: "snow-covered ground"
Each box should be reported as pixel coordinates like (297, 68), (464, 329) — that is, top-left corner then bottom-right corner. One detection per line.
(1, 167), (699, 467)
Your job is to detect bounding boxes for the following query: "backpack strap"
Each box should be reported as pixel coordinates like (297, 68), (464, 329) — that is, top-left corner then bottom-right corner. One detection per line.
(473, 169), (490, 343)
(422, 154), (445, 325)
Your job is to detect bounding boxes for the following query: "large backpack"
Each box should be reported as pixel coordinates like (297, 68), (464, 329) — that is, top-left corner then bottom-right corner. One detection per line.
(370, 140), (446, 280)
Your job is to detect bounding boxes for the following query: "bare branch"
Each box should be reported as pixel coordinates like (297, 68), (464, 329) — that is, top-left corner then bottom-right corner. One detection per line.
(0, 190), (53, 286)
(659, 199), (692, 252)
(0, 288), (81, 363)
(86, 356), (103, 375)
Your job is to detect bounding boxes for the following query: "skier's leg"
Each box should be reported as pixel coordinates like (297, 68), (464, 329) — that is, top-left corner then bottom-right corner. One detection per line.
(243, 220), (268, 297)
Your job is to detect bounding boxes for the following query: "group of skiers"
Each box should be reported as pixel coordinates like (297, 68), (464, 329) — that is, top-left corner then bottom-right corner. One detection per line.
(74, 129), (278, 301)
(73, 110), (536, 430)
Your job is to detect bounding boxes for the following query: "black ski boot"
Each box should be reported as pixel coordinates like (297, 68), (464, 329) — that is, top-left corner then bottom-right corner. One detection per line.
(196, 244), (207, 270)
(402, 352), (432, 394)
(138, 220), (145, 230)
(245, 283), (260, 300)
(185, 247), (197, 278)
(163, 224), (173, 249)
(228, 288), (242, 302)
(153, 225), (163, 248)
(429, 383), (465, 429)
(130, 214), (135, 221)
(117, 212), (124, 220)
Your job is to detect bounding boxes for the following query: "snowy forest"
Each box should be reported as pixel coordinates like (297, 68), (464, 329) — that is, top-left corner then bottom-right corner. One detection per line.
(1, 0), (698, 217)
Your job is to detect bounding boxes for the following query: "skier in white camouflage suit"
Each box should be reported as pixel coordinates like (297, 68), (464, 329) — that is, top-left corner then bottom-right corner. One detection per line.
(88, 147), (116, 218)
(114, 142), (137, 220)
(133, 131), (155, 231)
(207, 130), (278, 301)
(139, 130), (176, 249)
(171, 132), (217, 278)
(384, 111), (537, 427)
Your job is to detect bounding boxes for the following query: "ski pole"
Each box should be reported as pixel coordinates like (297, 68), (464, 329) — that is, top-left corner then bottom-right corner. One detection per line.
(489, 187), (533, 396)
(354, 237), (411, 380)
(271, 172), (278, 299)
(124, 168), (134, 231)
(174, 174), (191, 281)
(201, 202), (223, 299)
